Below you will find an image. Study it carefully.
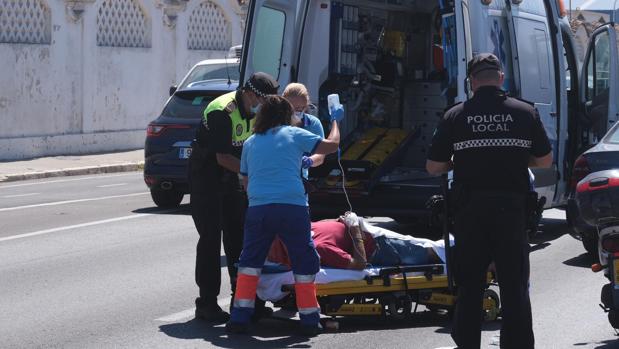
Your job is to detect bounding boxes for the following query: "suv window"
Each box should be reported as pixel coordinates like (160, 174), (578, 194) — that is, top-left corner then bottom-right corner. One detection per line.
(161, 92), (217, 119)
(180, 63), (240, 90)
(605, 123), (619, 144)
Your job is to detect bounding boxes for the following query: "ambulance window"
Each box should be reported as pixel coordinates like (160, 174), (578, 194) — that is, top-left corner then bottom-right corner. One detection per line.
(584, 29), (611, 141)
(251, 7), (286, 79)
(594, 32), (610, 94)
(585, 30), (610, 100)
(534, 29), (550, 90)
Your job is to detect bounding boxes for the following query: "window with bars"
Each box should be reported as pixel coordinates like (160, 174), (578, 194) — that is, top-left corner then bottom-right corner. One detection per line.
(0, 0), (51, 45)
(97, 0), (150, 48)
(187, 1), (231, 51)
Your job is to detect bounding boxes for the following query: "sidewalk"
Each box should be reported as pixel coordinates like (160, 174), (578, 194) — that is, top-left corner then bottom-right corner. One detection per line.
(0, 149), (144, 183)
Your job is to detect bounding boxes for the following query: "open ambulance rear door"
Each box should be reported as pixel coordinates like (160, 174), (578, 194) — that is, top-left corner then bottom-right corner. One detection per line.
(503, 0), (565, 206)
(239, 0), (308, 91)
(579, 23), (619, 145)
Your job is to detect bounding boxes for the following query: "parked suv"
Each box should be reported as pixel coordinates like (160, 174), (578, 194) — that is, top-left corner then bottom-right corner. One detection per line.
(170, 58), (240, 96)
(567, 121), (619, 255)
(145, 78), (238, 208)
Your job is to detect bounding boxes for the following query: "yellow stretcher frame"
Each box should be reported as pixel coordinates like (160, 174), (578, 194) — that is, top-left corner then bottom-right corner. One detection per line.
(282, 266), (500, 321)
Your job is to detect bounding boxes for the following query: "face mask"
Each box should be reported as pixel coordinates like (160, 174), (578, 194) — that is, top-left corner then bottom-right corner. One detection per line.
(250, 103), (262, 115)
(292, 111), (303, 124)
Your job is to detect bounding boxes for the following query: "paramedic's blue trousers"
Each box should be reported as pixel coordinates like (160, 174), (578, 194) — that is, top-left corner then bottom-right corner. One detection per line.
(452, 192), (533, 349)
(230, 204), (321, 325)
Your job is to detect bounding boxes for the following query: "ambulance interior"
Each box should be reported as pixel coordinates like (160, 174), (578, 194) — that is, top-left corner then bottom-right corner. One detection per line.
(303, 0), (456, 194)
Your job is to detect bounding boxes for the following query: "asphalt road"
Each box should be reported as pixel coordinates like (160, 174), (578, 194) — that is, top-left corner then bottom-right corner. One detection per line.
(1, 172), (618, 348)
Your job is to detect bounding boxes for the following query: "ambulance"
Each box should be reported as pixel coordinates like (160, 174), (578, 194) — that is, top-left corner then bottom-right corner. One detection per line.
(239, 0), (619, 222)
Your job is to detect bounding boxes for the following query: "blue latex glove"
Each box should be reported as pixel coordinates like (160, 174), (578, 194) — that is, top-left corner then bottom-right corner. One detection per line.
(329, 104), (345, 122)
(301, 156), (314, 169)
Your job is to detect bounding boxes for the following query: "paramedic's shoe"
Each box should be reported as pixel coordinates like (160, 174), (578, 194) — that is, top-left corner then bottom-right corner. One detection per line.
(225, 321), (249, 334)
(195, 305), (230, 324)
(299, 323), (323, 337)
(251, 305), (274, 323)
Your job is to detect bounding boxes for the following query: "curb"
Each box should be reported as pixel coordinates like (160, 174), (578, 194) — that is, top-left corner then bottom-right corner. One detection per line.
(0, 162), (145, 183)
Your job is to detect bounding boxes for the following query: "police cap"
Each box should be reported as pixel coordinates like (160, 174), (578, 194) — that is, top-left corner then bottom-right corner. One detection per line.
(244, 72), (279, 97)
(468, 53), (502, 77)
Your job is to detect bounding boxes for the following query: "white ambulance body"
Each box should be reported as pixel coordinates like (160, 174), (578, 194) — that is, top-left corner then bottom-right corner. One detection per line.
(239, 0), (618, 219)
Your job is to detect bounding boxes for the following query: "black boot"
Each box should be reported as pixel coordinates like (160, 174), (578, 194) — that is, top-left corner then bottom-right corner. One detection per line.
(195, 299), (230, 324)
(299, 322), (323, 337)
(251, 298), (273, 323)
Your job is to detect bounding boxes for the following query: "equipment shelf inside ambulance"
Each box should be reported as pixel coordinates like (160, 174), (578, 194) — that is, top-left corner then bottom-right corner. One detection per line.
(305, 1), (453, 223)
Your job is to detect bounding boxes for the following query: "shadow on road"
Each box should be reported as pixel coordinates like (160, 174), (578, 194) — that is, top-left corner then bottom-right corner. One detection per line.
(529, 217), (570, 253)
(159, 318), (312, 348)
(132, 203), (191, 215)
(563, 252), (595, 268)
(574, 338), (619, 348)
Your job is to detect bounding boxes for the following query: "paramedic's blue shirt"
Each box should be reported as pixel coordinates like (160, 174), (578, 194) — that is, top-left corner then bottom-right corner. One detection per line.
(241, 125), (322, 207)
(300, 113), (325, 179)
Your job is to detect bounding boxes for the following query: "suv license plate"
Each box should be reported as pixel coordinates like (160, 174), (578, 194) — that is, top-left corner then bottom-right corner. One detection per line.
(178, 147), (192, 159)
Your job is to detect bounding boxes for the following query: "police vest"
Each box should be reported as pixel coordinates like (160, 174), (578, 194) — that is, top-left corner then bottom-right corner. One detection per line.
(203, 91), (254, 147)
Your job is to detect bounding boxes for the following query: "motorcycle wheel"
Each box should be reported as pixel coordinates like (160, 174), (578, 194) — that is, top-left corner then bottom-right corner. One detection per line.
(581, 233), (599, 258)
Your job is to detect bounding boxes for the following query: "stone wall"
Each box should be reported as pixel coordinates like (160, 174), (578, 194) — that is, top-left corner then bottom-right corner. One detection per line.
(0, 0), (246, 160)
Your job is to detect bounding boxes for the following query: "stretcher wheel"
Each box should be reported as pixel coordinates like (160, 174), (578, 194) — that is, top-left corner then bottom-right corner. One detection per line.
(483, 289), (500, 322)
(382, 295), (412, 321)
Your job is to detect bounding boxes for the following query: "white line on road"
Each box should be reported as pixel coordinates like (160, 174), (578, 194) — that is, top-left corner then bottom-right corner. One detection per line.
(2, 193), (40, 198)
(96, 183), (128, 188)
(155, 296), (233, 323)
(0, 214), (148, 242)
(0, 192), (148, 212)
(0, 206), (183, 243)
(0, 173), (138, 189)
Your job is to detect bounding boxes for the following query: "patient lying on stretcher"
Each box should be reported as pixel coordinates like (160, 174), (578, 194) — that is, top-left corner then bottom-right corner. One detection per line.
(267, 213), (443, 270)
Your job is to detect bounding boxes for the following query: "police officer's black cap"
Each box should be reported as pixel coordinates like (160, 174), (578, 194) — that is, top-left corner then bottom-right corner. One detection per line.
(468, 53), (502, 77)
(244, 72), (279, 97)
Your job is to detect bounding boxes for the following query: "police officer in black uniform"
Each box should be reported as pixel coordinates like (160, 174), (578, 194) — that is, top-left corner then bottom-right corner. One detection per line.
(427, 53), (553, 349)
(189, 72), (279, 323)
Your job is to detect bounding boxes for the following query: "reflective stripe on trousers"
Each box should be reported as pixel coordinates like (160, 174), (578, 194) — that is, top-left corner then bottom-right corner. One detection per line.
(294, 276), (319, 315)
(232, 270), (260, 309)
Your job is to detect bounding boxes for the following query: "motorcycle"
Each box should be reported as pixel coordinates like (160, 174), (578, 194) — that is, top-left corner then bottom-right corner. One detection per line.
(575, 169), (619, 328)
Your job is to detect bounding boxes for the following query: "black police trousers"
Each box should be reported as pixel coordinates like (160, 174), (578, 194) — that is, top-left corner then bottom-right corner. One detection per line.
(189, 154), (246, 309)
(451, 192), (534, 349)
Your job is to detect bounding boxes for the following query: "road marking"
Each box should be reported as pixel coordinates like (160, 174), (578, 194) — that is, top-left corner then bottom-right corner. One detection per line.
(2, 193), (40, 198)
(0, 173), (138, 189)
(155, 296), (233, 322)
(0, 214), (148, 242)
(0, 192), (148, 212)
(96, 183), (128, 188)
(0, 206), (182, 243)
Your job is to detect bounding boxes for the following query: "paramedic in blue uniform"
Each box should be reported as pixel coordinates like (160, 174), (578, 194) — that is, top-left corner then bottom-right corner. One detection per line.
(226, 95), (343, 335)
(189, 72), (279, 323)
(426, 53), (553, 349)
(282, 83), (325, 176)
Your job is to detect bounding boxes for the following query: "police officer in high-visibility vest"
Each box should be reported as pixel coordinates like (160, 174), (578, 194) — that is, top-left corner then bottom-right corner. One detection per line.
(426, 53), (553, 349)
(189, 72), (279, 323)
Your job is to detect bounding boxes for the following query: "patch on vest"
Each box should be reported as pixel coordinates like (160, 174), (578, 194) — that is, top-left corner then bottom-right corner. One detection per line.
(225, 101), (238, 114)
(235, 124), (244, 137)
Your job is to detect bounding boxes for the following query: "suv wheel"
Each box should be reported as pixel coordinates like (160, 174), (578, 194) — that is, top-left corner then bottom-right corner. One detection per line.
(150, 188), (184, 208)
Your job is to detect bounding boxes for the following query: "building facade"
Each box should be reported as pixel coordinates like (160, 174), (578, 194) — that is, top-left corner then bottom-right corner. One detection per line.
(0, 0), (246, 160)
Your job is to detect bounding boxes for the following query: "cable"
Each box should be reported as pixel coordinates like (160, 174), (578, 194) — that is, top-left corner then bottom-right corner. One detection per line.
(337, 147), (354, 212)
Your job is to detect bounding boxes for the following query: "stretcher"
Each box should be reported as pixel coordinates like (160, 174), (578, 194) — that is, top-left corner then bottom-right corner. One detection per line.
(324, 127), (414, 189)
(277, 265), (499, 322)
(273, 175), (501, 324)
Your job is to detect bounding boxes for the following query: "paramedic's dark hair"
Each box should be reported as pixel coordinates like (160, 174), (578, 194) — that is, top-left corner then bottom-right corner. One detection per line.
(253, 95), (293, 134)
(471, 69), (502, 83)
